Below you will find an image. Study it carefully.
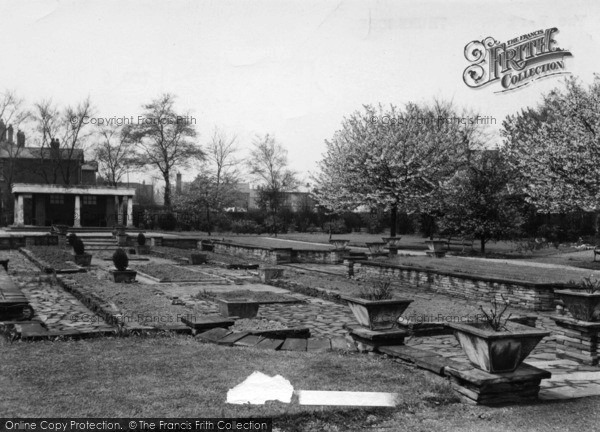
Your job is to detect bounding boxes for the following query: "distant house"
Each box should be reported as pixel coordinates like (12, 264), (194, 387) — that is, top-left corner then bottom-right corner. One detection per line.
(0, 122), (135, 228)
(229, 182), (316, 212)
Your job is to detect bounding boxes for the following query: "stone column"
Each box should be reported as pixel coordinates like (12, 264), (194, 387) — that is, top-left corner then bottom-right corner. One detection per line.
(116, 196), (123, 226)
(74, 195), (81, 228)
(16, 194), (24, 226)
(13, 194), (18, 225)
(126, 196), (133, 227)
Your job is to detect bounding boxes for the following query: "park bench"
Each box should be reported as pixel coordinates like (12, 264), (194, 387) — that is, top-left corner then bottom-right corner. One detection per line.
(0, 266), (34, 321)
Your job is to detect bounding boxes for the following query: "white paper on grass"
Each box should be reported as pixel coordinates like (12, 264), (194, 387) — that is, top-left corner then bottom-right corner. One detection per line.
(226, 371), (294, 405)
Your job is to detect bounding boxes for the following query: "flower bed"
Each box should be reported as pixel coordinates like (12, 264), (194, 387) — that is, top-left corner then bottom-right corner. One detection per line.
(196, 289), (301, 304)
(24, 246), (80, 272)
(150, 246), (261, 267)
(132, 263), (208, 282)
(65, 271), (216, 327)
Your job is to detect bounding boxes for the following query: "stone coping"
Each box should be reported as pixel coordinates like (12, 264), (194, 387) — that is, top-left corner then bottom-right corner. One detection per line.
(360, 260), (574, 289)
(211, 239), (293, 252)
(340, 295), (414, 307)
(447, 321), (551, 340)
(551, 315), (600, 328)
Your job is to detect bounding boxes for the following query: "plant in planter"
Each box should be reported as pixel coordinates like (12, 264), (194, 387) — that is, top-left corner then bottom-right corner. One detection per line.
(67, 233), (77, 247)
(555, 276), (600, 322)
(341, 278), (413, 331)
(449, 295), (550, 373)
(110, 248), (137, 283)
(136, 233), (151, 255)
(72, 237), (92, 266)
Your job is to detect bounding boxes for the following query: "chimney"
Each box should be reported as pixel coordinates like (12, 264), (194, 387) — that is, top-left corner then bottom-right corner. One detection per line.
(7, 125), (13, 143)
(0, 119), (5, 142)
(16, 130), (25, 147)
(176, 172), (182, 194)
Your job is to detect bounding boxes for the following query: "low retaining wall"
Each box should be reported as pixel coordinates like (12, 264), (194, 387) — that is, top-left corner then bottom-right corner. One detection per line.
(360, 261), (564, 311)
(212, 241), (291, 264)
(211, 240), (342, 264)
(0, 235), (58, 250)
(160, 237), (200, 249)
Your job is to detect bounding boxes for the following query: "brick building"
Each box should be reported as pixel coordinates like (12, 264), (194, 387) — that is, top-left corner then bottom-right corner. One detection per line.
(0, 122), (135, 228)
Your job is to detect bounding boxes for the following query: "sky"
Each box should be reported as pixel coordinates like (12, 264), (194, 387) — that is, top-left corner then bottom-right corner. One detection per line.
(1, 0), (599, 186)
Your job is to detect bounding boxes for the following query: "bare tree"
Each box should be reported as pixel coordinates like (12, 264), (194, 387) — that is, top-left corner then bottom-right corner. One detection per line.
(174, 128), (241, 234)
(247, 134), (298, 235)
(32, 97), (94, 185)
(130, 94), (204, 210)
(94, 124), (138, 186)
(206, 127), (240, 187)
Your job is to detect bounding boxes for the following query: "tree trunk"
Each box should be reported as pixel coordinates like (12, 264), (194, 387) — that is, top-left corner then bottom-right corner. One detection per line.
(594, 210), (600, 238)
(390, 204), (398, 237)
(163, 171), (171, 210)
(480, 238), (486, 255)
(206, 205), (211, 236)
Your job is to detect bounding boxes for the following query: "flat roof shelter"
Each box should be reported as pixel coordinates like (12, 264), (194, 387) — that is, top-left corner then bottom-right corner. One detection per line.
(11, 183), (136, 228)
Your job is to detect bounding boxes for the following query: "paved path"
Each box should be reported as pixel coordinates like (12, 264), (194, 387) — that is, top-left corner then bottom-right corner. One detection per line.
(1, 251), (116, 335)
(407, 331), (600, 401)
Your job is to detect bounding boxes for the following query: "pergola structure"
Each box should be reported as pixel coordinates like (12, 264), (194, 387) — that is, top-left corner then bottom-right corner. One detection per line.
(11, 183), (136, 228)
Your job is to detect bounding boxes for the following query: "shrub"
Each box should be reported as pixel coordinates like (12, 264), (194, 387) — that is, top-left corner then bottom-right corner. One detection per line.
(479, 295), (512, 332)
(231, 219), (261, 234)
(112, 248), (129, 271)
(357, 279), (394, 300)
(137, 233), (146, 246)
(67, 233), (77, 246)
(73, 237), (85, 255)
(323, 219), (349, 234)
(158, 213), (177, 231)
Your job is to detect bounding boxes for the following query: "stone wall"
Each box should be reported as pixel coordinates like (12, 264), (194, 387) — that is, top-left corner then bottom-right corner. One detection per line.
(0, 235), (58, 250)
(211, 241), (340, 265)
(360, 261), (561, 311)
(160, 237), (200, 249)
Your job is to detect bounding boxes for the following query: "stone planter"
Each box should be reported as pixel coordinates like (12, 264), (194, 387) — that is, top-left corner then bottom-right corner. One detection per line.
(425, 240), (447, 258)
(382, 237), (401, 255)
(110, 269), (137, 283)
(341, 295), (413, 331)
(217, 299), (260, 318)
(136, 245), (151, 255)
(73, 253), (92, 267)
(116, 234), (128, 246)
(366, 242), (386, 254)
(190, 252), (207, 265)
(448, 321), (550, 373)
(259, 267), (283, 283)
(329, 239), (350, 250)
(554, 290), (600, 322)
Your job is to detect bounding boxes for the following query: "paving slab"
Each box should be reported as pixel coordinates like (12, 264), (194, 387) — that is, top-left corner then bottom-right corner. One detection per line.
(196, 327), (231, 343)
(306, 338), (331, 352)
(280, 337), (308, 351)
(255, 337), (285, 350)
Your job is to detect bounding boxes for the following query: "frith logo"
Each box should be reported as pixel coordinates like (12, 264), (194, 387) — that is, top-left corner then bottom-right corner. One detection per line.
(463, 27), (573, 93)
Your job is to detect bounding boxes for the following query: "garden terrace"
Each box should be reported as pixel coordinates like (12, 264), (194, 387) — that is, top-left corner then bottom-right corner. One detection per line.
(132, 263), (218, 282)
(358, 257), (599, 310)
(22, 246), (82, 272)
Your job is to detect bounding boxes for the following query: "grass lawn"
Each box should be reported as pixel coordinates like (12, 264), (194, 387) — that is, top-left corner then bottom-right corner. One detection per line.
(382, 255), (600, 284)
(2, 336), (599, 431)
(0, 335), (453, 425)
